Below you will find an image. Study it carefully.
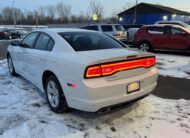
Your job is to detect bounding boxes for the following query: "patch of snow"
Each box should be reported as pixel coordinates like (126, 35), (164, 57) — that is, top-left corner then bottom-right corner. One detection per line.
(156, 53), (190, 79)
(0, 58), (190, 138)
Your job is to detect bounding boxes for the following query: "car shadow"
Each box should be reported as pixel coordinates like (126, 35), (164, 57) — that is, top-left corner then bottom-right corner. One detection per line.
(153, 50), (189, 57)
(152, 75), (190, 100)
(68, 101), (140, 119)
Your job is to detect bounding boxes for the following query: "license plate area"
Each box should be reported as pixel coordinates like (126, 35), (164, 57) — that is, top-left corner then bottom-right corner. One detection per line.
(127, 82), (140, 94)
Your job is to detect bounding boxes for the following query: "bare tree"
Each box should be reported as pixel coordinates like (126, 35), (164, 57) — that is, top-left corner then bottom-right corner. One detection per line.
(1, 7), (13, 22)
(0, 12), (3, 24)
(38, 6), (46, 21)
(70, 15), (78, 23)
(89, 0), (104, 20)
(120, 2), (135, 12)
(56, 2), (71, 23)
(14, 8), (24, 24)
(46, 4), (56, 23)
(23, 10), (36, 25)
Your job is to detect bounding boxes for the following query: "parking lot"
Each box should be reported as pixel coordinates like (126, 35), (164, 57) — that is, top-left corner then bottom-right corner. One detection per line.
(0, 0), (190, 137)
(0, 40), (190, 137)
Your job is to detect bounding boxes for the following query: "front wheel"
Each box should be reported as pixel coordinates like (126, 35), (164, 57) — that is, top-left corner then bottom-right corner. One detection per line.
(7, 56), (17, 76)
(139, 42), (152, 52)
(45, 75), (68, 114)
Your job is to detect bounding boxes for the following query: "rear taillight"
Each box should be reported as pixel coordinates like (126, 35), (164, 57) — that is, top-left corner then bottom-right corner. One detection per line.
(86, 66), (102, 78)
(85, 57), (156, 79)
(113, 33), (121, 37)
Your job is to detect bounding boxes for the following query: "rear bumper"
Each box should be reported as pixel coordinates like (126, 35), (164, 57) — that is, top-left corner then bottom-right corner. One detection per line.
(67, 67), (158, 112)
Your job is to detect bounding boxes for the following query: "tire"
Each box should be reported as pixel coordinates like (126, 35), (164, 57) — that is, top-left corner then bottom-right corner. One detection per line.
(188, 47), (190, 56)
(45, 75), (68, 114)
(7, 56), (17, 76)
(139, 42), (152, 52)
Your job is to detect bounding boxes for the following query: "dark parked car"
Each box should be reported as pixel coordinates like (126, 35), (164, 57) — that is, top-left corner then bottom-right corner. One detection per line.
(134, 24), (190, 53)
(0, 29), (22, 40)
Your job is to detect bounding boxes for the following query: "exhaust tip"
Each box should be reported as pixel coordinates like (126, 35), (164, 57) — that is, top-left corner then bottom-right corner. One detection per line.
(98, 108), (111, 115)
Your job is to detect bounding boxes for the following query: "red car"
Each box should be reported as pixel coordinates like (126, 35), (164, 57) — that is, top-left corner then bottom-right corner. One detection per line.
(134, 25), (190, 53)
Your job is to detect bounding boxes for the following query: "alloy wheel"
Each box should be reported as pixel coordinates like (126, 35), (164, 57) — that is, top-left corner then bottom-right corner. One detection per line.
(47, 80), (59, 108)
(139, 43), (150, 52)
(8, 57), (14, 74)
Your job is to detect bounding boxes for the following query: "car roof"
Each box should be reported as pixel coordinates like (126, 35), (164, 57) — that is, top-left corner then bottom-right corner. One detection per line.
(156, 21), (183, 24)
(143, 24), (190, 32)
(38, 28), (96, 33)
(144, 24), (183, 28)
(83, 24), (121, 26)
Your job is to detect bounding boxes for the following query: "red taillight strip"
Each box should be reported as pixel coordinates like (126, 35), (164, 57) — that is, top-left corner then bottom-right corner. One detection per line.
(85, 57), (156, 79)
(86, 66), (101, 78)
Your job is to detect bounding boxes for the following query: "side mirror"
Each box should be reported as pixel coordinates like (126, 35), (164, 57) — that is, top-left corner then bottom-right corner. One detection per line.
(11, 40), (21, 46)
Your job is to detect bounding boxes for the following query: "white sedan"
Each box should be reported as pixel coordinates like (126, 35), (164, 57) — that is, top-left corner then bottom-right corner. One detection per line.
(7, 28), (158, 113)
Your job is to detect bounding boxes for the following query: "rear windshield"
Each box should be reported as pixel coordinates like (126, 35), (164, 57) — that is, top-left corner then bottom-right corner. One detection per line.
(59, 32), (124, 51)
(101, 25), (113, 32)
(82, 26), (98, 31)
(115, 25), (123, 31)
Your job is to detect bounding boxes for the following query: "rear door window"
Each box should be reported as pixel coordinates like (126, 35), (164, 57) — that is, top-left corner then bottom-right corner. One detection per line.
(46, 39), (55, 51)
(101, 25), (113, 32)
(171, 27), (183, 35)
(148, 27), (165, 34)
(34, 33), (50, 50)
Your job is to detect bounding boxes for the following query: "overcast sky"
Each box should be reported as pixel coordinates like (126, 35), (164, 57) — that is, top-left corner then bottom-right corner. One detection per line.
(0, 0), (190, 17)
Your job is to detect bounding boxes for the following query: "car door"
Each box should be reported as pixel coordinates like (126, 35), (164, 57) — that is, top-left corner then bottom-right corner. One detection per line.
(24, 33), (55, 88)
(166, 27), (188, 50)
(147, 26), (167, 49)
(16, 32), (40, 79)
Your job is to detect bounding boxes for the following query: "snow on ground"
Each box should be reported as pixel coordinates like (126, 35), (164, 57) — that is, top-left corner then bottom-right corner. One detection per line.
(156, 53), (190, 79)
(0, 57), (190, 138)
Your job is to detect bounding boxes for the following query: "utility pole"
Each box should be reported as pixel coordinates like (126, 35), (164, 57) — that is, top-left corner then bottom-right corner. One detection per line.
(12, 0), (16, 25)
(35, 11), (39, 30)
(133, 0), (138, 24)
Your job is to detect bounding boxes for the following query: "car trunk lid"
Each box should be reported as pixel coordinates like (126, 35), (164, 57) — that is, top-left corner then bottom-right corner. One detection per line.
(79, 48), (155, 81)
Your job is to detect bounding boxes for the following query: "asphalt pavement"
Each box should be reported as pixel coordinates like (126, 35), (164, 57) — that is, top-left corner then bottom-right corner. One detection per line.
(152, 75), (190, 100)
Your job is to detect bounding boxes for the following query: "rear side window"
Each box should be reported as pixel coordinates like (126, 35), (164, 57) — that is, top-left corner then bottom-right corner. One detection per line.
(59, 32), (124, 51)
(83, 26), (98, 31)
(115, 25), (123, 31)
(148, 27), (165, 34)
(34, 33), (50, 50)
(101, 25), (113, 32)
(46, 39), (55, 51)
(171, 27), (183, 35)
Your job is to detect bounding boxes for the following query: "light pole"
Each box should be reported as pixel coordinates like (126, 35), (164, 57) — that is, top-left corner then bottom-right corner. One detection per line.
(133, 0), (138, 24)
(12, 0), (16, 25)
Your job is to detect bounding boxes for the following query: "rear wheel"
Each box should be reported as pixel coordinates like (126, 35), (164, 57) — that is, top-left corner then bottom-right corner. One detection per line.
(139, 42), (152, 52)
(45, 75), (68, 114)
(7, 56), (17, 76)
(188, 47), (190, 56)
